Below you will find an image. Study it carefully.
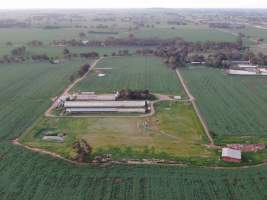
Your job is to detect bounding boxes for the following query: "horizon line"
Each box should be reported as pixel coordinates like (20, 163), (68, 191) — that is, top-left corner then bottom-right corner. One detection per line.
(0, 7), (267, 10)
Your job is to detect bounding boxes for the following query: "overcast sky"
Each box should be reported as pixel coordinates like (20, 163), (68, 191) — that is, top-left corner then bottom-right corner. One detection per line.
(1, 0), (267, 9)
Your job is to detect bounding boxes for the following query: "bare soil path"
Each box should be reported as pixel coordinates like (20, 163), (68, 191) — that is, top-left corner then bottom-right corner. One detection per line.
(176, 69), (215, 145)
(45, 57), (103, 117)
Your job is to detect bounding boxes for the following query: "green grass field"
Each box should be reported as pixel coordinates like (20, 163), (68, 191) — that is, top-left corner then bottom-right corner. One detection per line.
(21, 101), (213, 163)
(0, 26), (238, 46)
(181, 67), (267, 140)
(0, 28), (117, 45)
(123, 26), (237, 42)
(237, 26), (267, 42)
(0, 48), (267, 200)
(73, 56), (183, 95)
(0, 60), (88, 140)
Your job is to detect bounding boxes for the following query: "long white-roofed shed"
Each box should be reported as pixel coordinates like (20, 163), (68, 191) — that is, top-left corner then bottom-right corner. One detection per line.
(64, 101), (149, 108)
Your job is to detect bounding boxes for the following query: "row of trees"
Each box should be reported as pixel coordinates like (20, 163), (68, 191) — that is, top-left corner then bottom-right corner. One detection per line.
(153, 37), (248, 68)
(117, 90), (156, 101)
(51, 36), (175, 47)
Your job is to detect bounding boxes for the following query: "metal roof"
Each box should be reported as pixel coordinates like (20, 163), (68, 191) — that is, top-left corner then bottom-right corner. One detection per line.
(64, 101), (149, 108)
(238, 64), (257, 68)
(66, 108), (146, 113)
(222, 148), (241, 160)
(75, 94), (117, 101)
(43, 136), (64, 142)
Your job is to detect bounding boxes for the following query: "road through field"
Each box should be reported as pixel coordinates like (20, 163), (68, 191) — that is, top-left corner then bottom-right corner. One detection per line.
(176, 69), (215, 145)
(45, 57), (103, 117)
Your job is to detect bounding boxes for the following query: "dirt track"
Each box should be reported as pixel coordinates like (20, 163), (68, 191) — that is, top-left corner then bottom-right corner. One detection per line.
(45, 57), (103, 117)
(176, 69), (215, 145)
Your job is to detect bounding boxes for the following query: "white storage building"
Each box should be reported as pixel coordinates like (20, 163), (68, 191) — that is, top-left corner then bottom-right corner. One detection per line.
(221, 148), (241, 163)
(64, 101), (149, 108)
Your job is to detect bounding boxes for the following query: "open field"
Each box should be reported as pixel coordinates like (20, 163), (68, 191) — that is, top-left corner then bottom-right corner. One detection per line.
(237, 26), (267, 42)
(0, 28), (122, 45)
(124, 26), (237, 42)
(181, 66), (267, 140)
(21, 101), (213, 162)
(0, 60), (88, 140)
(73, 56), (183, 95)
(0, 26), (237, 46)
(1, 143), (267, 200)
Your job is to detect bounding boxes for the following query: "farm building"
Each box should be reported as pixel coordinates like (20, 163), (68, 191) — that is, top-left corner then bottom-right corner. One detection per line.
(66, 108), (146, 113)
(221, 148), (241, 163)
(237, 64), (257, 69)
(191, 61), (206, 65)
(64, 100), (150, 113)
(74, 93), (118, 101)
(43, 136), (64, 142)
(228, 69), (257, 75)
(64, 101), (149, 108)
(231, 60), (250, 65)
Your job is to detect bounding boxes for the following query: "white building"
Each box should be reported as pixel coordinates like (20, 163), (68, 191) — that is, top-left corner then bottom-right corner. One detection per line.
(228, 69), (257, 75)
(221, 148), (241, 163)
(237, 64), (257, 68)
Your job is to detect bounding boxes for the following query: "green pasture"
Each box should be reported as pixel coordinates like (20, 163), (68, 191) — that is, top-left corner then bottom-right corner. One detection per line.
(124, 26), (237, 42)
(21, 101), (213, 163)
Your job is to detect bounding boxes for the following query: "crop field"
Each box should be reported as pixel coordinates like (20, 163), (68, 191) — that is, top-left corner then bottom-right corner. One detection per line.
(0, 45), (266, 200)
(0, 60), (86, 140)
(0, 25), (238, 47)
(0, 28), (125, 45)
(121, 26), (237, 42)
(181, 67), (267, 140)
(73, 56), (183, 95)
(21, 101), (213, 162)
(236, 26), (267, 42)
(1, 143), (267, 200)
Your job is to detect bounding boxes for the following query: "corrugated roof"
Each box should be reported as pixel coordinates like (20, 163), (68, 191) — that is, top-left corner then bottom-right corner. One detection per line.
(238, 64), (257, 68)
(64, 101), (149, 108)
(76, 94), (117, 101)
(222, 148), (241, 160)
(66, 108), (146, 113)
(43, 136), (64, 142)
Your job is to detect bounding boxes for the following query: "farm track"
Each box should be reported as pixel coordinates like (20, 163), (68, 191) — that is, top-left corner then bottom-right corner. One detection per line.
(176, 69), (215, 145)
(11, 138), (267, 169)
(45, 57), (104, 117)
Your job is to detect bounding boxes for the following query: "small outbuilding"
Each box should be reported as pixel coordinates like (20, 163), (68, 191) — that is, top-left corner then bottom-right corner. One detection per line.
(221, 148), (241, 163)
(43, 136), (64, 142)
(173, 96), (182, 100)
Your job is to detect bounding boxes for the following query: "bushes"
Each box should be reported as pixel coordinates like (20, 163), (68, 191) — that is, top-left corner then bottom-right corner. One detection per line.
(117, 89), (156, 100)
(78, 63), (91, 77)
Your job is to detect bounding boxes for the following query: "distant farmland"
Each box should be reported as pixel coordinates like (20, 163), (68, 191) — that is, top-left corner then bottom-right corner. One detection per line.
(73, 56), (183, 95)
(122, 26), (237, 42)
(181, 67), (267, 138)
